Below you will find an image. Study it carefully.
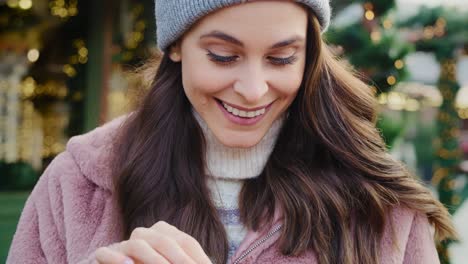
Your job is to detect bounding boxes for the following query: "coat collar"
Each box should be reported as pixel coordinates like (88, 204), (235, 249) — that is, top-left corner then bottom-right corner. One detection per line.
(65, 115), (128, 191)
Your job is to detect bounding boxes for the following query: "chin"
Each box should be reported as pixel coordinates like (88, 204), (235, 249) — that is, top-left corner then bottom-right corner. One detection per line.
(216, 132), (263, 148)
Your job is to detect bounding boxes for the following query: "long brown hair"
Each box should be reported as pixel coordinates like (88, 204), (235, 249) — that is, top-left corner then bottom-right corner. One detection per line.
(111, 12), (457, 264)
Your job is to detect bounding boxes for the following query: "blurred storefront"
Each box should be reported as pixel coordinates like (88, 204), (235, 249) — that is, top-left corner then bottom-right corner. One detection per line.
(0, 0), (156, 190)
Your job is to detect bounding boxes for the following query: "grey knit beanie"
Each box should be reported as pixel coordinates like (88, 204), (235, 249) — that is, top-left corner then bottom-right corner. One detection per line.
(154, 0), (331, 53)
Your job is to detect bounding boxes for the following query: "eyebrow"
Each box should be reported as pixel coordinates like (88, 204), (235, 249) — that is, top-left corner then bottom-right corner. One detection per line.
(199, 30), (304, 49)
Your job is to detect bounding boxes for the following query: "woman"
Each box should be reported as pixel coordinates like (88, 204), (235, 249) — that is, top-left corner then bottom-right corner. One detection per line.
(7, 1), (457, 264)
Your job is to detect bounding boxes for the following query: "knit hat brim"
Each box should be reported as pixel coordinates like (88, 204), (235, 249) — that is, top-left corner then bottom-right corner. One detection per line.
(155, 0), (331, 53)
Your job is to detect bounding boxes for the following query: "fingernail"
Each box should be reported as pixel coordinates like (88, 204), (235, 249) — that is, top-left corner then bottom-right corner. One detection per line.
(123, 257), (134, 264)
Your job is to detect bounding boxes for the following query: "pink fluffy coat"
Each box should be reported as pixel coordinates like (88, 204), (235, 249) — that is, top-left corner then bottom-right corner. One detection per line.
(7, 116), (440, 263)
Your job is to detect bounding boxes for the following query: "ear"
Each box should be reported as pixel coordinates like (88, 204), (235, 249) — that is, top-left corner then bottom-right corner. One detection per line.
(169, 43), (182, 62)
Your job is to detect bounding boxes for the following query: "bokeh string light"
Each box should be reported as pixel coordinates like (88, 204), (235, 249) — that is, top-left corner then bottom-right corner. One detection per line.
(6, 0), (33, 10)
(121, 3), (147, 62)
(63, 39), (88, 77)
(49, 0), (78, 19)
(326, 0), (410, 94)
(20, 77), (68, 100)
(16, 77), (68, 159)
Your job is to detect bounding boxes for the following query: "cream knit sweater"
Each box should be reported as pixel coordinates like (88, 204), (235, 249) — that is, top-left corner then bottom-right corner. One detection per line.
(192, 109), (285, 259)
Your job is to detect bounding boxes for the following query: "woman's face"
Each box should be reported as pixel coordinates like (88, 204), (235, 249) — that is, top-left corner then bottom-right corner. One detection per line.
(170, 1), (308, 148)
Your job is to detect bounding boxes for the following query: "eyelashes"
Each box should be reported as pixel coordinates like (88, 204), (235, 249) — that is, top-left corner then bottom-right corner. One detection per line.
(206, 51), (236, 64)
(205, 50), (298, 67)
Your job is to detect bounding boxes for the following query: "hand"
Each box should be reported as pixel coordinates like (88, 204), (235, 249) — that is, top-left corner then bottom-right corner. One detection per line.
(94, 221), (212, 264)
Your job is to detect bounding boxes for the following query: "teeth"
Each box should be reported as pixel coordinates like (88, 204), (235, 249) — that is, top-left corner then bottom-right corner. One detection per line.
(222, 102), (266, 118)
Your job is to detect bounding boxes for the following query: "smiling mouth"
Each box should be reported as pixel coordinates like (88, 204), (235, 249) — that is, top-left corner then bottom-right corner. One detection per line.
(215, 98), (270, 118)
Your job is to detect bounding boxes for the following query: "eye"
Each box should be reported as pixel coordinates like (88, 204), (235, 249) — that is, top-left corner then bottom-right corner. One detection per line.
(205, 50), (298, 67)
(268, 55), (298, 66)
(206, 50), (238, 66)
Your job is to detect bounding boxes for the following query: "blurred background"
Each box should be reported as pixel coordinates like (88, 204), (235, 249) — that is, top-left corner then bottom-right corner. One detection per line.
(0, 0), (467, 263)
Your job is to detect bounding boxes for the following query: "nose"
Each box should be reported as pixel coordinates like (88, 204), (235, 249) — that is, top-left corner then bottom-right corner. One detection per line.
(233, 64), (269, 104)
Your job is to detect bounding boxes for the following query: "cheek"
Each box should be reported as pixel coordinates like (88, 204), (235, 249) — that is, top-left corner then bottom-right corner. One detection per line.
(181, 60), (234, 114)
(271, 68), (304, 97)
(181, 54), (231, 96)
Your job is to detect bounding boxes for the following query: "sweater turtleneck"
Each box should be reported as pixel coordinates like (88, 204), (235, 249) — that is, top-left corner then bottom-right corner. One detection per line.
(192, 108), (285, 180)
(192, 108), (285, 260)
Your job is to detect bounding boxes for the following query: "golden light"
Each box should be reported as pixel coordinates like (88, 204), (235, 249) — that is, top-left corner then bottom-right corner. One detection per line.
(59, 8), (68, 18)
(455, 86), (468, 109)
(69, 7), (78, 16)
(63, 64), (77, 77)
(22, 83), (35, 97)
(387, 75), (397, 85)
(27, 49), (40, 62)
(423, 26), (434, 39)
(383, 19), (393, 29)
(370, 31), (381, 43)
(7, 0), (18, 8)
(78, 47), (88, 57)
(434, 27), (445, 37)
(132, 32), (143, 42)
(21, 77), (36, 98)
(405, 99), (420, 112)
(49, 0), (78, 18)
(78, 57), (88, 64)
(73, 39), (85, 48)
(378, 93), (388, 105)
(436, 18), (446, 28)
(18, 0), (32, 10)
(365, 10), (375, 21)
(135, 21), (146, 31)
(387, 92), (405, 110)
(394, 60), (404, 69)
(458, 109), (468, 119)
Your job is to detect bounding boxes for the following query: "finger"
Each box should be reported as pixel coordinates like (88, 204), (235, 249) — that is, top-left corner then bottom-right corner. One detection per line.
(172, 233), (212, 264)
(120, 239), (171, 264)
(132, 229), (197, 264)
(95, 246), (132, 264)
(149, 222), (212, 264)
